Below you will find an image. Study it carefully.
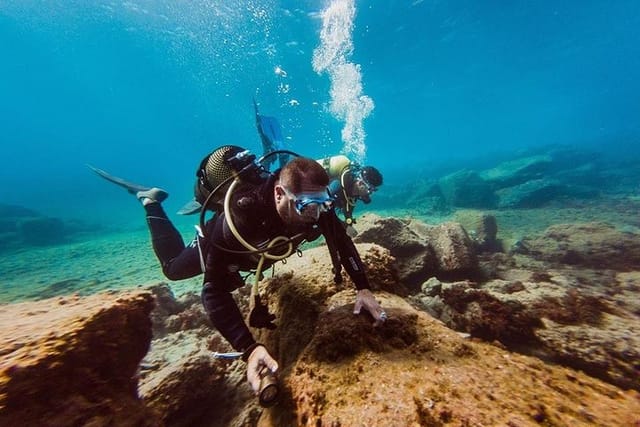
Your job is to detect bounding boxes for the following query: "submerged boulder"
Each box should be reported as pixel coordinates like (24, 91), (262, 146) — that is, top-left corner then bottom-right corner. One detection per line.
(355, 214), (478, 289)
(453, 210), (501, 252)
(0, 290), (159, 426)
(496, 178), (565, 208)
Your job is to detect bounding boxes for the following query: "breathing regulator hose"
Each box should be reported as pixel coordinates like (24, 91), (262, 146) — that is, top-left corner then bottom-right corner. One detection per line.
(223, 177), (297, 306)
(199, 149), (304, 328)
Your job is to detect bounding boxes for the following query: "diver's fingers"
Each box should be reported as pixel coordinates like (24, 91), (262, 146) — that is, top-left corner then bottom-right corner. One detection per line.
(353, 298), (363, 314)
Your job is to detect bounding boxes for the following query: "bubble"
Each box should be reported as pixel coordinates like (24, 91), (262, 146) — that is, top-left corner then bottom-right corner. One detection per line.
(274, 65), (288, 77)
(312, 0), (374, 163)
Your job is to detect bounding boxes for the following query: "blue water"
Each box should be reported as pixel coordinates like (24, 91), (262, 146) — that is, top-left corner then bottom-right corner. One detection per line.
(1, 0), (639, 227)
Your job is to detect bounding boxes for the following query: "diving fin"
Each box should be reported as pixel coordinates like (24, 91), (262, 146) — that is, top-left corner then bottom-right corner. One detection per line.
(257, 115), (284, 148)
(254, 97), (284, 150)
(177, 198), (202, 215)
(87, 164), (151, 194)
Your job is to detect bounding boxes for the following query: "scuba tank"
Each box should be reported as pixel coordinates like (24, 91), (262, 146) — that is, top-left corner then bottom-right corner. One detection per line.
(317, 155), (351, 180)
(195, 145), (265, 214)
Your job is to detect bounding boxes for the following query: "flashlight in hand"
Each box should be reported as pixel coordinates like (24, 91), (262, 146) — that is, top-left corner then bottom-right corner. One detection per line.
(213, 350), (280, 407)
(258, 367), (280, 407)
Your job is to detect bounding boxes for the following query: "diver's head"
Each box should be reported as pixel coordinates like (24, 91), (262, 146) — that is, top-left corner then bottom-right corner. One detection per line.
(275, 157), (333, 224)
(352, 165), (383, 204)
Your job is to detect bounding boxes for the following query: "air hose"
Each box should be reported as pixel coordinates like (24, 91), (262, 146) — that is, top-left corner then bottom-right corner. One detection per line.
(223, 177), (299, 311)
(199, 149), (303, 328)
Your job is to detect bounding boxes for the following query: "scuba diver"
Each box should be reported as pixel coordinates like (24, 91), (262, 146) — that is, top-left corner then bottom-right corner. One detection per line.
(317, 155), (383, 236)
(88, 146), (386, 405)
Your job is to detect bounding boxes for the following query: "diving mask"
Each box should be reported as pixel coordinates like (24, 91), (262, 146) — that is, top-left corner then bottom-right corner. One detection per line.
(282, 187), (335, 220)
(356, 171), (377, 195)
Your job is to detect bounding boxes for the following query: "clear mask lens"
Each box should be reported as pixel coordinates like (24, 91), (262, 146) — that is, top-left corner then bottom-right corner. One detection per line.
(283, 187), (334, 219)
(357, 173), (376, 194)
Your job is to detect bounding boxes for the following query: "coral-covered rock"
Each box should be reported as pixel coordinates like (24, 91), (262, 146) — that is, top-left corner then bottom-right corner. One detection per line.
(0, 290), (159, 426)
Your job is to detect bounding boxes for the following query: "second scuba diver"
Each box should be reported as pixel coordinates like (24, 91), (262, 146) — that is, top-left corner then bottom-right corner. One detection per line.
(318, 155), (383, 236)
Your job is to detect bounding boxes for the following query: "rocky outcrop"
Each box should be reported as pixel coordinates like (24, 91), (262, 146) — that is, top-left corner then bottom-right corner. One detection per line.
(252, 246), (640, 426)
(2, 234), (640, 426)
(0, 203), (101, 251)
(453, 210), (501, 252)
(354, 214), (478, 289)
(378, 147), (630, 212)
(438, 169), (497, 208)
(514, 221), (640, 270)
(413, 239), (640, 390)
(0, 290), (159, 427)
(480, 154), (552, 189)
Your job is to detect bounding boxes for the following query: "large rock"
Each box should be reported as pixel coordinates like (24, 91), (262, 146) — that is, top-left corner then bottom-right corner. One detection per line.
(422, 221), (478, 275)
(438, 170), (497, 208)
(413, 249), (640, 391)
(516, 222), (640, 270)
(252, 251), (640, 426)
(355, 214), (478, 288)
(453, 210), (501, 252)
(496, 178), (565, 208)
(0, 290), (159, 426)
(353, 216), (434, 289)
(0, 203), (103, 252)
(480, 154), (552, 189)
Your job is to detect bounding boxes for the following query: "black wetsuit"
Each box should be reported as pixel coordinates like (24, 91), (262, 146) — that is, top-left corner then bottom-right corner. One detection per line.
(144, 173), (370, 353)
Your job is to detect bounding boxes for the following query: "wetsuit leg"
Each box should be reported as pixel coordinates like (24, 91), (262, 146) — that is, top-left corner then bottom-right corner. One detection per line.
(144, 203), (202, 280)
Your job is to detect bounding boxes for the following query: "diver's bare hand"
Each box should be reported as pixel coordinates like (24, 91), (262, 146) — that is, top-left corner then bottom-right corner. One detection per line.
(246, 345), (278, 394)
(353, 289), (387, 327)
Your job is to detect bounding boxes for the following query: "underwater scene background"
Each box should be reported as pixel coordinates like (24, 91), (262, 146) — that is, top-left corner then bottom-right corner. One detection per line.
(2, 2), (640, 425)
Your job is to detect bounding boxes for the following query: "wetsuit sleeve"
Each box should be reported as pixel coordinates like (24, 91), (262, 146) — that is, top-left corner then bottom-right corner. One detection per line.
(201, 214), (256, 352)
(320, 212), (370, 290)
